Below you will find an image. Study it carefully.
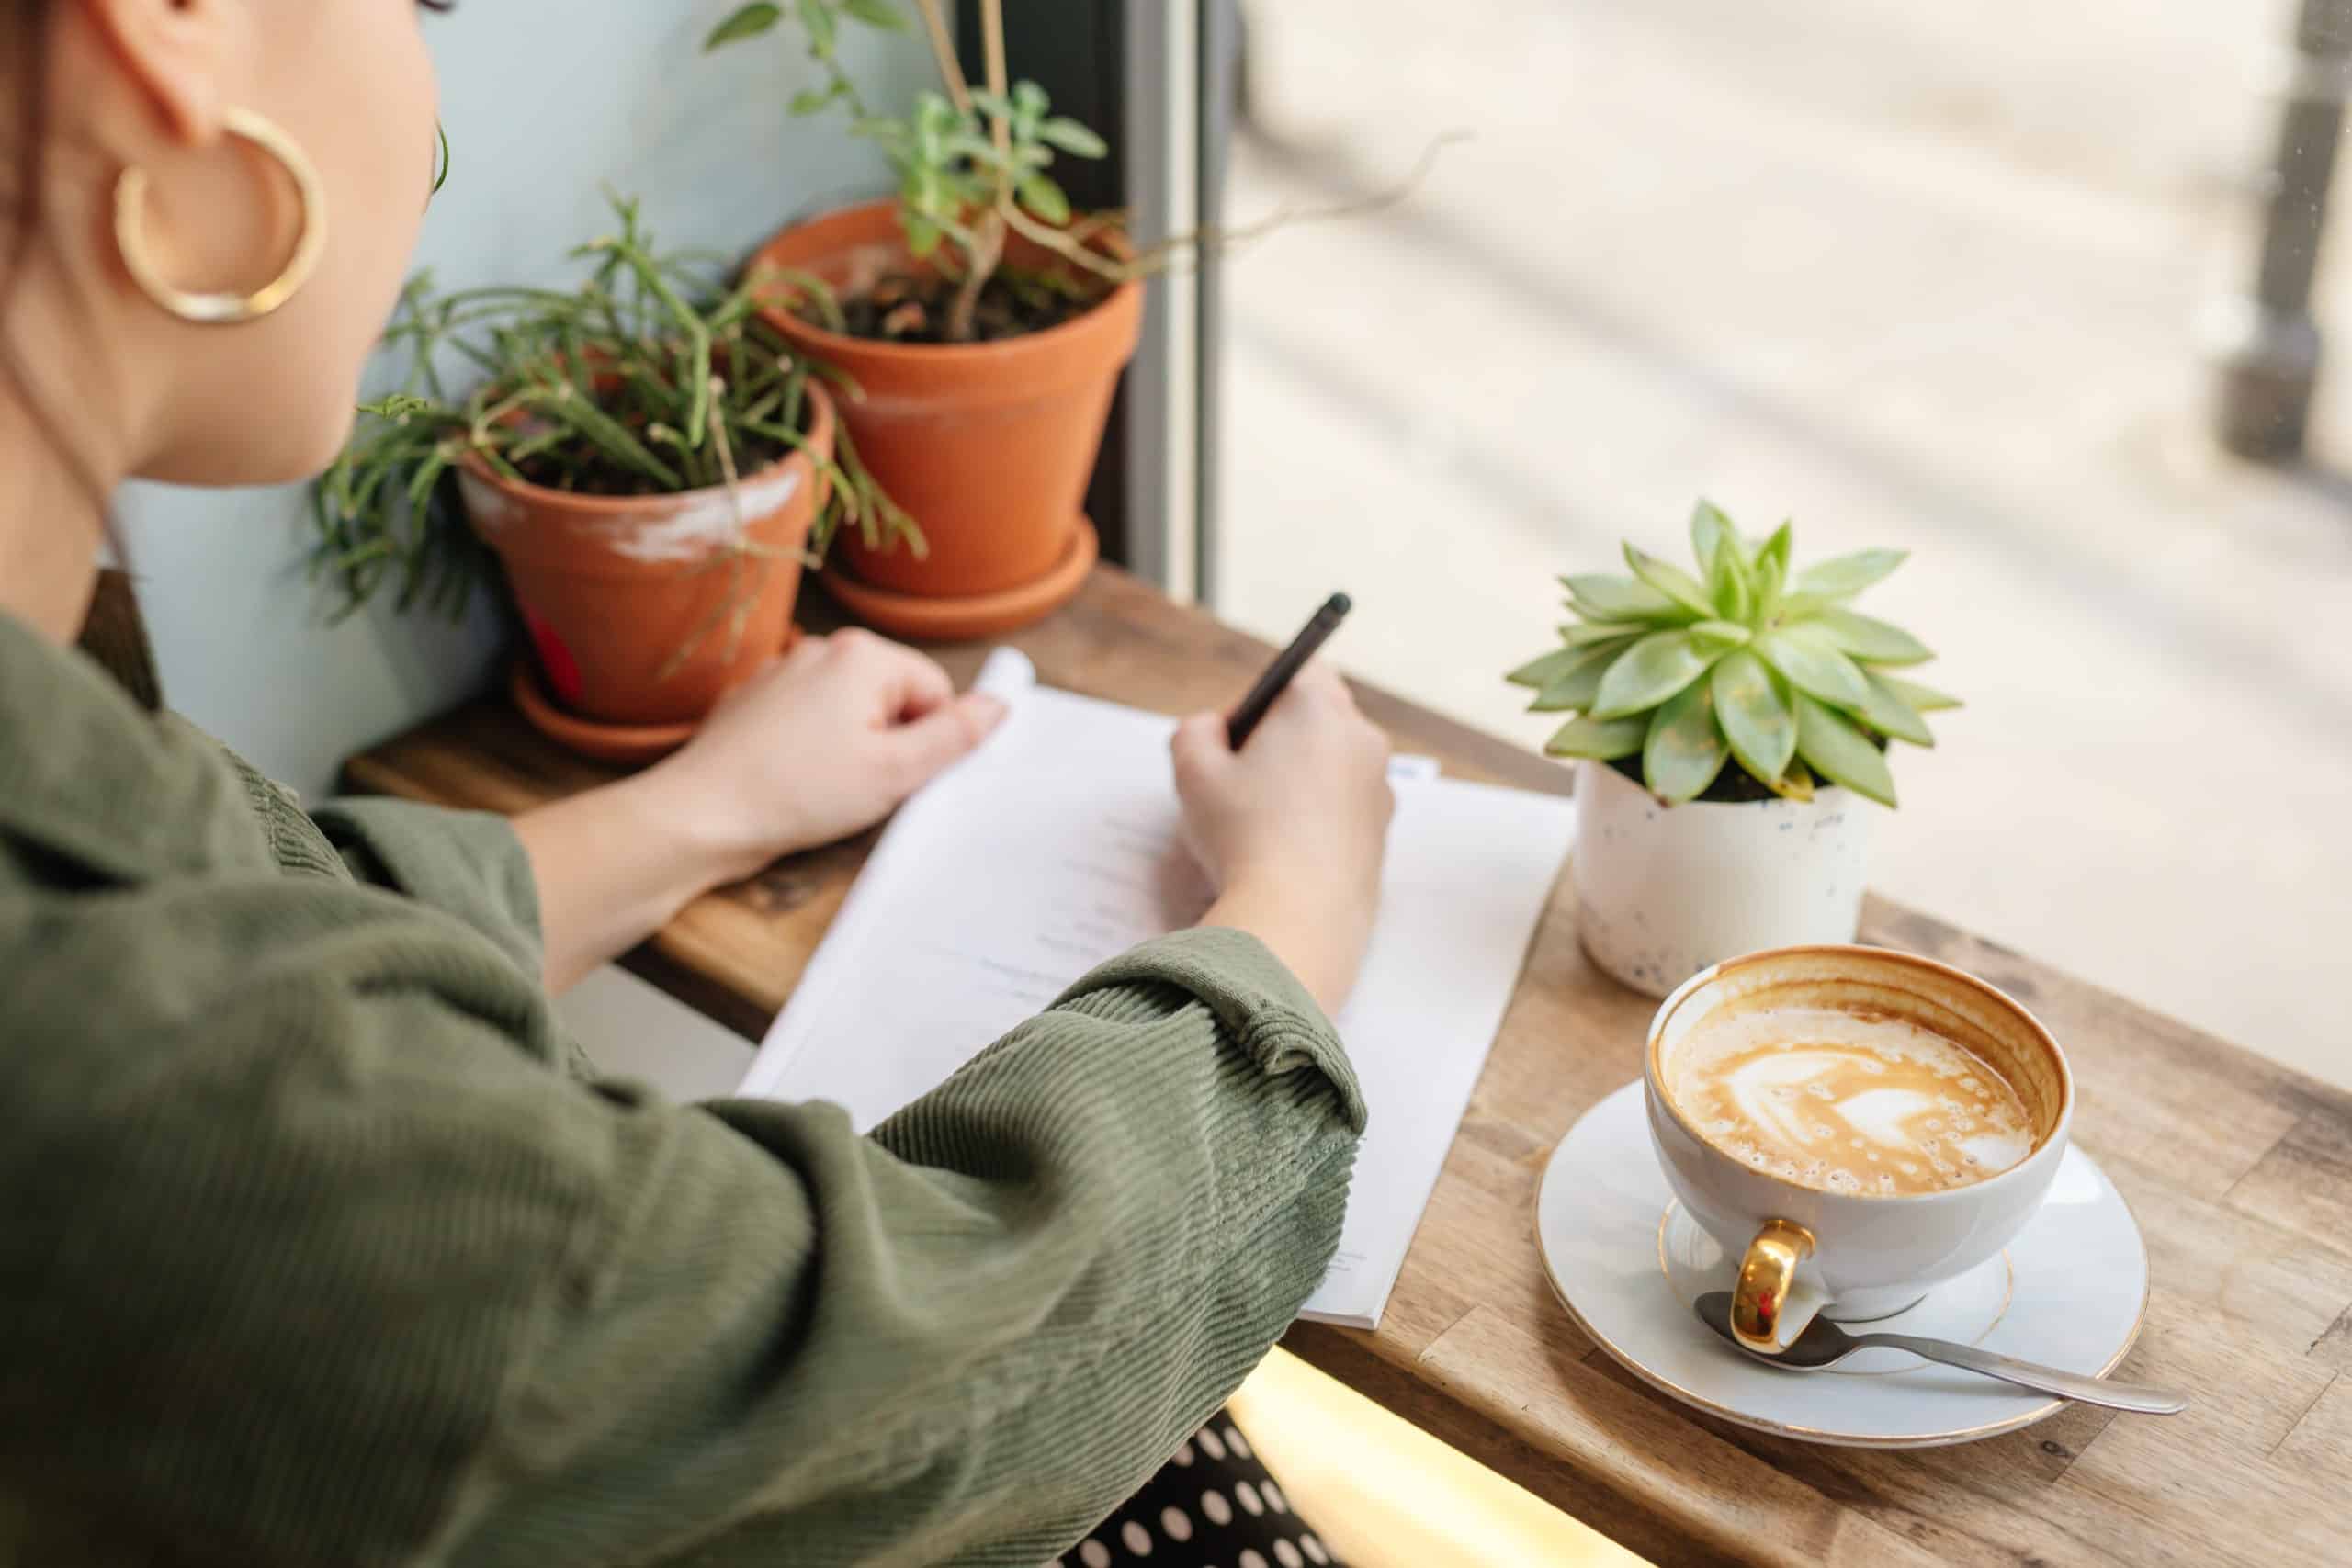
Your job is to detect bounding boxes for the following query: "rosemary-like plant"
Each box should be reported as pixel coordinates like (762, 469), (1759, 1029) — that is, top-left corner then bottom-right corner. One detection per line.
(311, 190), (916, 621)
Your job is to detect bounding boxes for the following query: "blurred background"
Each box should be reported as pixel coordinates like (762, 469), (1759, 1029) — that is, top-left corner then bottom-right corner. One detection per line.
(120, 1), (2347, 1097)
(1210, 0), (2351, 1089)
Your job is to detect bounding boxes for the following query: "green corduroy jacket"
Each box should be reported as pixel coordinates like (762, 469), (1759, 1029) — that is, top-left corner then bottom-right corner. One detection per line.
(0, 610), (1364, 1567)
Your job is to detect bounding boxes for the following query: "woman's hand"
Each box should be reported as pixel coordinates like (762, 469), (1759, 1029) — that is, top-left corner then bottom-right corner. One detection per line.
(1172, 662), (1394, 1015)
(516, 631), (1004, 992)
(649, 630), (1008, 882)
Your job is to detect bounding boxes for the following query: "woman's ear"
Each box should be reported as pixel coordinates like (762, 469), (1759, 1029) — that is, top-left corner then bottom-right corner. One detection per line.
(75, 0), (236, 147)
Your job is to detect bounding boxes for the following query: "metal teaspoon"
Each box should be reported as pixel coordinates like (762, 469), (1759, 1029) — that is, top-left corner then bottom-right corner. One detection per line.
(1692, 1292), (2188, 1415)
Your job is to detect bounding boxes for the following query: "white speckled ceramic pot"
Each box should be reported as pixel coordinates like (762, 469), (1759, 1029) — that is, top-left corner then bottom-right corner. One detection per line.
(1574, 759), (1871, 998)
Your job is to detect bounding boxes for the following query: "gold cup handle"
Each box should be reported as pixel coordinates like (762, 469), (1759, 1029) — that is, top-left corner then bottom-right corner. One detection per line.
(1731, 1220), (1817, 1352)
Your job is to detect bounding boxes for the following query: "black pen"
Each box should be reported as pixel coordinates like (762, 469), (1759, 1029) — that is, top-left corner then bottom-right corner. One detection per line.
(1227, 592), (1353, 750)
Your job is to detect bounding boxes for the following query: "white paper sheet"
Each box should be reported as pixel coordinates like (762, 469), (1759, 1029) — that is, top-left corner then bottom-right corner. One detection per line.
(738, 649), (1576, 1327)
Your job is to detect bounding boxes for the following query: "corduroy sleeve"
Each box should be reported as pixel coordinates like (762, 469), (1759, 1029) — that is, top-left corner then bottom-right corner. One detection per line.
(0, 859), (1362, 1568)
(309, 795), (547, 981)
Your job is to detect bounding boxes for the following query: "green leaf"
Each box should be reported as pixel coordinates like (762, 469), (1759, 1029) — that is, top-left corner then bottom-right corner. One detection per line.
(1709, 534), (1753, 621)
(704, 1), (782, 49)
(840, 0), (907, 28)
(1568, 597), (1684, 631)
(1753, 624), (1871, 709)
(1644, 677), (1729, 804)
(1590, 629), (1718, 720)
(1875, 672), (1962, 713)
(1812, 606), (1934, 666)
(944, 129), (1000, 163)
(1689, 619), (1752, 652)
(1544, 716), (1648, 761)
(1795, 693), (1898, 807)
(912, 99), (953, 163)
(1753, 546), (1785, 622)
(1690, 500), (1735, 580)
(915, 90), (958, 135)
(1854, 670), (1936, 747)
(1796, 547), (1907, 600)
(1755, 521), (1793, 585)
(901, 212), (944, 257)
(1507, 646), (1587, 690)
(1771, 759), (1818, 804)
(1037, 116), (1109, 158)
(1561, 573), (1685, 623)
(789, 85), (837, 115)
(1560, 620), (1638, 647)
(1712, 649), (1797, 784)
(1526, 638), (1637, 712)
(797, 0), (837, 56)
(1624, 542), (1718, 618)
(1017, 173), (1071, 225)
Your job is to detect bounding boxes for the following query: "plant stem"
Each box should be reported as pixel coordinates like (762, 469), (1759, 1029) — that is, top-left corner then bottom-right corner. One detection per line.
(998, 129), (1469, 286)
(913, 0), (972, 114)
(980, 0), (1010, 157)
(941, 0), (1016, 343)
(945, 213), (1003, 343)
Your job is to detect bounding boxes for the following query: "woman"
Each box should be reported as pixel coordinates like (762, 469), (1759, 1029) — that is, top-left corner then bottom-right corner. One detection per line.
(0, 3), (1395, 1565)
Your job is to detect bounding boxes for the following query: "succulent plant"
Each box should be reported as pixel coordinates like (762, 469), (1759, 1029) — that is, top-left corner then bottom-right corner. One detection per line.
(1507, 502), (1958, 807)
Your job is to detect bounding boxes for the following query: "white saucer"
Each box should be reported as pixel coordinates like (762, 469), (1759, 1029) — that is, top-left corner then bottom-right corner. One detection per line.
(1535, 1080), (2149, 1447)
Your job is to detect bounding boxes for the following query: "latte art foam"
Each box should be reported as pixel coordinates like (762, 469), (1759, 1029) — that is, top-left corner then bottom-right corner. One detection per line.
(1667, 1005), (2034, 1197)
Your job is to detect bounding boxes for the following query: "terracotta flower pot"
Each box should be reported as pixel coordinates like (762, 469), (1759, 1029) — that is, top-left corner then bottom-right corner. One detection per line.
(749, 200), (1142, 636)
(457, 383), (835, 739)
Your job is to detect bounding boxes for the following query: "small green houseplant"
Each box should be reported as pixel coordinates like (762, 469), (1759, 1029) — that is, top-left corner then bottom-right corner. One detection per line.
(1511, 502), (1960, 997)
(314, 192), (915, 756)
(704, 0), (1447, 637)
(709, 0), (1381, 340)
(1508, 502), (1957, 808)
(701, 0), (1177, 636)
(707, 0), (1117, 345)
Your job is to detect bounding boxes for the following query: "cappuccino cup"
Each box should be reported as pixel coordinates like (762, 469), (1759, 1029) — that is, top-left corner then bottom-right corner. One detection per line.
(1644, 945), (2073, 1352)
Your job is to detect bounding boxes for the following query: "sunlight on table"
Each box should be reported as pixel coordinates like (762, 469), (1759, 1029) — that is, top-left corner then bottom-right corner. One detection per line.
(1231, 1348), (1650, 1568)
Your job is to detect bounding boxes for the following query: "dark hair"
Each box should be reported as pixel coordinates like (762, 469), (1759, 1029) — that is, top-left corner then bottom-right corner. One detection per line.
(2, 0), (52, 341)
(4, 0), (155, 696)
(2, 0), (107, 504)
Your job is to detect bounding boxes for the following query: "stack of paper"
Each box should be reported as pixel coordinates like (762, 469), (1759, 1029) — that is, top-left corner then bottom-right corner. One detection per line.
(739, 649), (1575, 1327)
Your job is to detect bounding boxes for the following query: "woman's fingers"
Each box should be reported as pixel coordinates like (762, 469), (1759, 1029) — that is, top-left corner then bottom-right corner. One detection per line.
(1170, 711), (1236, 784)
(820, 627), (956, 722)
(885, 692), (1008, 791)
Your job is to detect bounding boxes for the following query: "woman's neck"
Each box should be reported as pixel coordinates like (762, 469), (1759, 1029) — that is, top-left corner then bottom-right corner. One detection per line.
(0, 380), (110, 644)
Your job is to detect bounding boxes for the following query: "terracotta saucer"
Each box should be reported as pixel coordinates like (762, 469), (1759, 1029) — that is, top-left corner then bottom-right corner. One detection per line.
(821, 517), (1098, 643)
(508, 660), (697, 767)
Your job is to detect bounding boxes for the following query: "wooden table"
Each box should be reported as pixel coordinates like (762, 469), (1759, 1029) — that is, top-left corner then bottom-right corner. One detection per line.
(349, 567), (2352, 1568)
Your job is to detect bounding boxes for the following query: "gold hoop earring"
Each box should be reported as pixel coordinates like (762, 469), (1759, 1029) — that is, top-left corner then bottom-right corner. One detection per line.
(113, 106), (327, 326)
